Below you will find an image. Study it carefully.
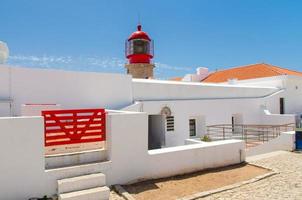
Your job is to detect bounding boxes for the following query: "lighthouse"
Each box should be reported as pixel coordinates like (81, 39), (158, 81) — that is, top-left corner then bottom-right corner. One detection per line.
(125, 24), (155, 79)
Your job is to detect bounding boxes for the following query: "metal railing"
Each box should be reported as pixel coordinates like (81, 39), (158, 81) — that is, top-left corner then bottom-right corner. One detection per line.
(206, 123), (295, 148)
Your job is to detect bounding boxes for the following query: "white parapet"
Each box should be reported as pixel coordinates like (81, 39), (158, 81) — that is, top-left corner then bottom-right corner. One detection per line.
(105, 111), (246, 185)
(246, 131), (296, 157)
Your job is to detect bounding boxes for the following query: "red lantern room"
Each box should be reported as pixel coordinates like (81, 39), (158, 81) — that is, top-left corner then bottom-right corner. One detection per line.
(125, 24), (154, 64)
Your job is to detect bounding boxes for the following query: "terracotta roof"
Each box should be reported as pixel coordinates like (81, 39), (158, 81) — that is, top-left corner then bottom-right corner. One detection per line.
(169, 77), (183, 81)
(202, 63), (302, 83)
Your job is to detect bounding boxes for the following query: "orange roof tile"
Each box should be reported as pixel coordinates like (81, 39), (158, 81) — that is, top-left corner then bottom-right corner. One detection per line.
(169, 77), (183, 81)
(202, 63), (302, 83)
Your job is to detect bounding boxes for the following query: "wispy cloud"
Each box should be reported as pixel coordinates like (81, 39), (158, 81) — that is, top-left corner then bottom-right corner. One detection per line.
(8, 54), (191, 79)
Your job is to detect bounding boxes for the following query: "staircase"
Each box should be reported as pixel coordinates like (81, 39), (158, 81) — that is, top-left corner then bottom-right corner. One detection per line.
(45, 149), (111, 200)
(57, 173), (109, 200)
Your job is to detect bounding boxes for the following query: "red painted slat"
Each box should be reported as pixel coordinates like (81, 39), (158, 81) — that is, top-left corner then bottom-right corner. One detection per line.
(45, 120), (103, 127)
(45, 137), (104, 146)
(45, 131), (103, 140)
(44, 115), (102, 121)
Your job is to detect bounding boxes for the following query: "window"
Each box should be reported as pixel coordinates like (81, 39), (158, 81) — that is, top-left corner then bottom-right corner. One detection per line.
(166, 116), (174, 132)
(189, 119), (196, 137)
(280, 98), (285, 114)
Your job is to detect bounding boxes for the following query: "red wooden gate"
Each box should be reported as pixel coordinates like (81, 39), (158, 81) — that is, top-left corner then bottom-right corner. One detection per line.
(42, 109), (106, 146)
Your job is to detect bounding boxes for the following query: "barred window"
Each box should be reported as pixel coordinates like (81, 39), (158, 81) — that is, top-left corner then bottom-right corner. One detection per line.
(166, 116), (174, 132)
(189, 119), (196, 137)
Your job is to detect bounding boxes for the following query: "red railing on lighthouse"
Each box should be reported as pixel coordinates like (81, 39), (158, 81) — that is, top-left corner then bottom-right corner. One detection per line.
(42, 108), (106, 147)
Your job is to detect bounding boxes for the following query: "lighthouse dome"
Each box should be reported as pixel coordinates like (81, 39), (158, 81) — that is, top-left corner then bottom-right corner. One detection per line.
(128, 25), (151, 41)
(125, 24), (154, 64)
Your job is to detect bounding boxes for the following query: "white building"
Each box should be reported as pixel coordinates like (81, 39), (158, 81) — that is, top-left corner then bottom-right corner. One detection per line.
(0, 34), (300, 199)
(0, 62), (299, 200)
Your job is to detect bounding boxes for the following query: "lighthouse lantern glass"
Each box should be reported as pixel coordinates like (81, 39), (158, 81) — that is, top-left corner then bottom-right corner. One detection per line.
(126, 39), (153, 57)
(133, 39), (149, 54)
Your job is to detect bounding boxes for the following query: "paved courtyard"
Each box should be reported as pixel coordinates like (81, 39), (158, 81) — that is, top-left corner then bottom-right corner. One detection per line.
(110, 151), (302, 200)
(201, 151), (302, 200)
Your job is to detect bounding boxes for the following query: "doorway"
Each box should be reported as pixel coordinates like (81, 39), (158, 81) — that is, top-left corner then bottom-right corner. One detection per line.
(280, 98), (285, 114)
(148, 115), (166, 150)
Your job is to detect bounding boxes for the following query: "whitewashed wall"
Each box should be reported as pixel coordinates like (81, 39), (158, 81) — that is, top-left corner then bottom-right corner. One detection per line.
(127, 81), (296, 147)
(131, 98), (264, 147)
(106, 111), (245, 185)
(261, 111), (295, 125)
(0, 65), (133, 116)
(228, 75), (302, 115)
(283, 76), (302, 114)
(132, 79), (279, 101)
(0, 116), (52, 200)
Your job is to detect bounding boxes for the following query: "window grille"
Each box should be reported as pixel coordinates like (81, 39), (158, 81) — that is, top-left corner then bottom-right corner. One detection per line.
(189, 119), (196, 137)
(166, 116), (174, 132)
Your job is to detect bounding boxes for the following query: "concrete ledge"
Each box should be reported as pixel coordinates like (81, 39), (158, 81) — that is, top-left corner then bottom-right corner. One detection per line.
(46, 161), (112, 180)
(59, 186), (110, 200)
(45, 149), (108, 169)
(58, 173), (106, 194)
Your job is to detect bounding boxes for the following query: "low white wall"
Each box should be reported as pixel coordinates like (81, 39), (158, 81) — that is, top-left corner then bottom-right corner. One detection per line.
(0, 116), (53, 200)
(261, 109), (296, 125)
(246, 131), (296, 157)
(184, 138), (204, 145)
(147, 140), (245, 180)
(0, 111), (246, 199)
(106, 111), (245, 185)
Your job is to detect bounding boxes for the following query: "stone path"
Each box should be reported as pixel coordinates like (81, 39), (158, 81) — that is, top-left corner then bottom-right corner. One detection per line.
(200, 151), (302, 200)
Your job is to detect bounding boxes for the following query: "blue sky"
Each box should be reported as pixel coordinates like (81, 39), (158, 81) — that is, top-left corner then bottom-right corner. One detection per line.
(1, 0), (302, 79)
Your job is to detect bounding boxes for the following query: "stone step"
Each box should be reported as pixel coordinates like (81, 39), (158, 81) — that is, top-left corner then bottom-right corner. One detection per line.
(46, 161), (111, 180)
(59, 186), (110, 200)
(58, 173), (106, 194)
(45, 149), (107, 169)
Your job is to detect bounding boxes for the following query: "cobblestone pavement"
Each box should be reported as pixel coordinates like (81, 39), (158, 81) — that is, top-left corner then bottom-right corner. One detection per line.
(200, 151), (302, 200)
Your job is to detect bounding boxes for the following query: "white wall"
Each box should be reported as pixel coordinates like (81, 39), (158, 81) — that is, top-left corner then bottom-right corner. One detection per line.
(282, 76), (302, 114)
(135, 98), (265, 147)
(127, 81), (297, 147)
(227, 75), (286, 88)
(0, 110), (246, 198)
(105, 111), (245, 185)
(133, 79), (278, 100)
(132, 79), (280, 101)
(261, 110), (295, 125)
(147, 140), (245, 179)
(229, 75), (302, 115)
(246, 131), (295, 156)
(0, 65), (133, 116)
(0, 116), (52, 200)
